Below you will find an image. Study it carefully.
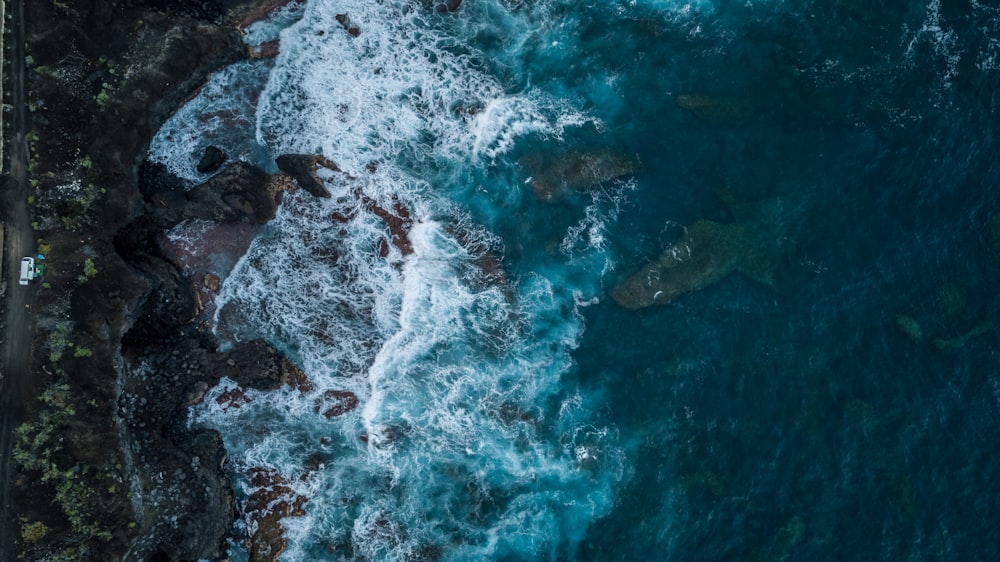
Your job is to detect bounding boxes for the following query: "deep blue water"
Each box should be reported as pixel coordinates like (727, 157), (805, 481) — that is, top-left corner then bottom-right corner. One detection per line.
(151, 0), (1000, 559)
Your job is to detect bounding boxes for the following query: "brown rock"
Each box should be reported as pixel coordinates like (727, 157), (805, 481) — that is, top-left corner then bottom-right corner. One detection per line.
(238, 0), (299, 30)
(249, 39), (280, 60)
(316, 389), (359, 418)
(244, 468), (308, 562)
(216, 385), (251, 410)
(280, 358), (314, 393)
(357, 191), (414, 256)
(335, 13), (361, 37)
(203, 273), (221, 292)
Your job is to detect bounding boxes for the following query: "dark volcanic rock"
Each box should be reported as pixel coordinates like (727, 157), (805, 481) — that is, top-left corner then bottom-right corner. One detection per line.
(12, 0), (279, 559)
(275, 154), (333, 198)
(141, 161), (279, 226)
(118, 338), (285, 561)
(125, 254), (201, 342)
(196, 145), (227, 174)
(184, 162), (279, 223)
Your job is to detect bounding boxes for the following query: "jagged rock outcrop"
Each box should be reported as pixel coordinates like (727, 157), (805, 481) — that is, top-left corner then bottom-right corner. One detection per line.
(275, 154), (336, 198)
(10, 1), (285, 560)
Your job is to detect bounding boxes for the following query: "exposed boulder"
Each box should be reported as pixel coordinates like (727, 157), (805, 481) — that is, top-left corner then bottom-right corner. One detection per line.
(249, 38), (281, 59)
(275, 154), (335, 198)
(183, 162), (280, 224)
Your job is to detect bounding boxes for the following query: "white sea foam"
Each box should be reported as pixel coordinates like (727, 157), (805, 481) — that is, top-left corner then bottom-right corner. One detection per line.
(902, 0), (961, 95)
(176, 1), (629, 560)
(241, 0), (306, 46)
(148, 61), (274, 183)
(254, 0), (592, 176)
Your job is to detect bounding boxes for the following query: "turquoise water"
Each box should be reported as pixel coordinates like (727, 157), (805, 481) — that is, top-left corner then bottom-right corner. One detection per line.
(150, 0), (1000, 559)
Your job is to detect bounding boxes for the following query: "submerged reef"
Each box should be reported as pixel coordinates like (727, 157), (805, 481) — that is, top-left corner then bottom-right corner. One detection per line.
(612, 191), (808, 308)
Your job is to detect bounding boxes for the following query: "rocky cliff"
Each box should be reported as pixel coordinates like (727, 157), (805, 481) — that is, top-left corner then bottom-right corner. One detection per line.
(10, 1), (287, 559)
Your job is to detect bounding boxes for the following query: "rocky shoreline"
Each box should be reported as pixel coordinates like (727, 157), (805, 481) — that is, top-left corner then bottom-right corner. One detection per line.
(10, 0), (300, 559)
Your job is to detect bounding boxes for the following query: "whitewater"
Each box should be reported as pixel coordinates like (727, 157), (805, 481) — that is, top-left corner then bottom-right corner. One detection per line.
(150, 1), (635, 559)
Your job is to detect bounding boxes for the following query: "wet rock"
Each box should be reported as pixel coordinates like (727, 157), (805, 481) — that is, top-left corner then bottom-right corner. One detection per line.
(196, 145), (226, 174)
(316, 389), (359, 418)
(281, 358), (314, 393)
(358, 192), (414, 256)
(249, 38), (281, 59)
(238, 0), (300, 30)
(676, 93), (755, 126)
(244, 468), (308, 562)
(216, 385), (251, 410)
(203, 273), (221, 292)
(215, 339), (285, 391)
(336, 13), (361, 37)
(275, 154), (334, 197)
(182, 162), (280, 224)
(523, 149), (637, 201)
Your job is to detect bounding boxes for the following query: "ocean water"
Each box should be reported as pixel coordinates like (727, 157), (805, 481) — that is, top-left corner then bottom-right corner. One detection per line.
(149, 0), (1000, 560)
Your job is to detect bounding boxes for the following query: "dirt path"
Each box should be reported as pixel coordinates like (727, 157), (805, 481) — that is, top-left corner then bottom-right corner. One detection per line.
(0, 0), (38, 556)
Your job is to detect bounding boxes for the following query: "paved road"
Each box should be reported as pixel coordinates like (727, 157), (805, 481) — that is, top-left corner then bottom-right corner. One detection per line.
(0, 0), (36, 556)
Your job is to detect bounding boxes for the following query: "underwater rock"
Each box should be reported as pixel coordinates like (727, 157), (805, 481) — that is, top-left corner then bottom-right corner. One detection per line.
(893, 314), (924, 342)
(611, 220), (742, 308)
(933, 319), (997, 352)
(436, 0), (463, 12)
(676, 93), (755, 126)
(985, 213), (1000, 257)
(611, 192), (802, 308)
(524, 149), (637, 201)
(196, 145), (226, 174)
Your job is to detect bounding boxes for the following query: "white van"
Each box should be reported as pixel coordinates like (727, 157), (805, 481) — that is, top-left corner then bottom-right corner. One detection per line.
(19, 256), (34, 285)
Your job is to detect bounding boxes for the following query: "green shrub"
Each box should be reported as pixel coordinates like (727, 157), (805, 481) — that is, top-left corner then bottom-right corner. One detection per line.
(21, 520), (48, 543)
